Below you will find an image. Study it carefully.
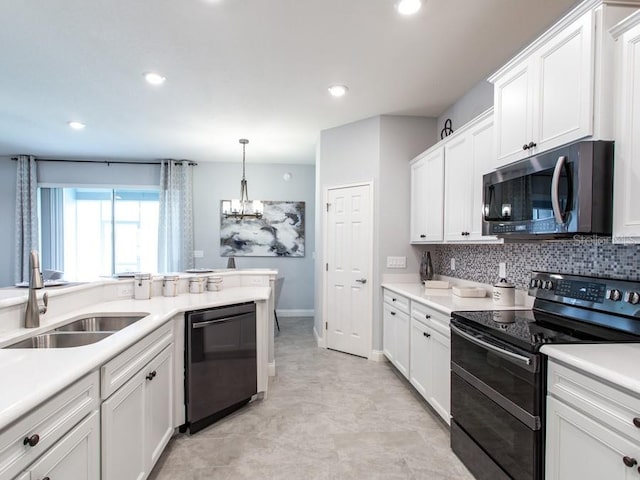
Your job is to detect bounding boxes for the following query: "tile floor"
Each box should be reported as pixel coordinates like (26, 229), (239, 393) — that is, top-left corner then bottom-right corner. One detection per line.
(149, 317), (474, 479)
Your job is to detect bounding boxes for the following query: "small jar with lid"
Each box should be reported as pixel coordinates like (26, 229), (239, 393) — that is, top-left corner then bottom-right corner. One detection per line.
(163, 275), (179, 297)
(189, 277), (206, 294)
(207, 275), (223, 292)
(134, 273), (152, 300)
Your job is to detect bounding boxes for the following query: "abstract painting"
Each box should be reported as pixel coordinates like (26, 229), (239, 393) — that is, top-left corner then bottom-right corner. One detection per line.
(220, 201), (305, 257)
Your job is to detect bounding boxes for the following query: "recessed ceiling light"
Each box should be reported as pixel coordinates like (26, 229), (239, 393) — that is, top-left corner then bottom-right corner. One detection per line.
(68, 121), (86, 130)
(396, 0), (422, 15)
(328, 85), (348, 97)
(144, 72), (166, 85)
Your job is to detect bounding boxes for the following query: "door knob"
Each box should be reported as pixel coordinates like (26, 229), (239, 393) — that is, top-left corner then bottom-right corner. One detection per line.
(356, 279), (367, 284)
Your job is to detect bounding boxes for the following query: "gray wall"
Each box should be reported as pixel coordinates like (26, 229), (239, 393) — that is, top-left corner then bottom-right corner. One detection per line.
(315, 115), (437, 349)
(0, 158), (17, 287)
(192, 162), (315, 311)
(436, 80), (493, 137)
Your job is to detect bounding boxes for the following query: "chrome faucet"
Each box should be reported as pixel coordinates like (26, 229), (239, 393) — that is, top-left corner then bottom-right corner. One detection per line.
(24, 250), (48, 328)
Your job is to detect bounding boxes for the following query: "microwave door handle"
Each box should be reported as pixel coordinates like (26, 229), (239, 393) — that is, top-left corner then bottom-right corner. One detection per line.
(551, 155), (567, 224)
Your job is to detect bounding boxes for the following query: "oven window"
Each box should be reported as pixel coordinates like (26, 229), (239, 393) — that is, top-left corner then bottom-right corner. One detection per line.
(451, 332), (541, 415)
(484, 164), (570, 222)
(452, 373), (540, 480)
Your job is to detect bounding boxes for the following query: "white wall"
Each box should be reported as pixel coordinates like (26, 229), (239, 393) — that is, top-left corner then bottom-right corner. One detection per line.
(315, 115), (437, 350)
(436, 80), (493, 137)
(192, 162), (315, 312)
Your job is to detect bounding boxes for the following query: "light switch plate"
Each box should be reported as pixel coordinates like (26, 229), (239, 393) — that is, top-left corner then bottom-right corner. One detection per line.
(499, 262), (506, 278)
(193, 250), (204, 258)
(386, 256), (407, 269)
(450, 258), (456, 271)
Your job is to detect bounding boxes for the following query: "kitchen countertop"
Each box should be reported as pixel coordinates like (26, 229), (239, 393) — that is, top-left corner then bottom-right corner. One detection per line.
(0, 286), (270, 430)
(381, 282), (533, 315)
(541, 343), (640, 396)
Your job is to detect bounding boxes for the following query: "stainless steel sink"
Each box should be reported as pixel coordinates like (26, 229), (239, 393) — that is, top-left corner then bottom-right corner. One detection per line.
(54, 314), (147, 333)
(6, 332), (114, 349)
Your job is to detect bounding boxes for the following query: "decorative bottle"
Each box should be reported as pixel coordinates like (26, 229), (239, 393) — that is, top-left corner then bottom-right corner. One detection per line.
(419, 251), (428, 282)
(426, 251), (434, 280)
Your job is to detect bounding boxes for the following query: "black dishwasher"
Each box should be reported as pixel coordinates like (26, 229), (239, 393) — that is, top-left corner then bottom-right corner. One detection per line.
(185, 302), (257, 433)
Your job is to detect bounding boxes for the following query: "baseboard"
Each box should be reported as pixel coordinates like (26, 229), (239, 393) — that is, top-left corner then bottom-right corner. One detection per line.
(268, 361), (276, 376)
(368, 350), (386, 362)
(313, 325), (325, 348)
(276, 309), (315, 317)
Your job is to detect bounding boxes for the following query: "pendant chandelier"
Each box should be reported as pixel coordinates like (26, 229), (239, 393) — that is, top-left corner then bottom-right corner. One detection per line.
(222, 138), (264, 220)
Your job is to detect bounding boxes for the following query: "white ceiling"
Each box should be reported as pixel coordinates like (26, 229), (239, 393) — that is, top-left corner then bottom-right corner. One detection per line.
(0, 0), (579, 164)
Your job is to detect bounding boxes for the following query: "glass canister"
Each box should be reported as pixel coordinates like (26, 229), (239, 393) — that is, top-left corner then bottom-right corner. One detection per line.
(134, 273), (152, 300)
(189, 277), (205, 294)
(163, 275), (179, 297)
(207, 275), (223, 292)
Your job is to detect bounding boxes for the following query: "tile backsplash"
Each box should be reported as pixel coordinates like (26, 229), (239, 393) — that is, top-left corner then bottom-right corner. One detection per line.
(433, 238), (640, 290)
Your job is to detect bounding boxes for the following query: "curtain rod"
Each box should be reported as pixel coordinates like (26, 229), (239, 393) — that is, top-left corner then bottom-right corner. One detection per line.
(10, 157), (197, 166)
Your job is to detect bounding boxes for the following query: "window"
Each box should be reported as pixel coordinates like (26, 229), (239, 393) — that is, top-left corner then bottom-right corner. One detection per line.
(40, 187), (160, 280)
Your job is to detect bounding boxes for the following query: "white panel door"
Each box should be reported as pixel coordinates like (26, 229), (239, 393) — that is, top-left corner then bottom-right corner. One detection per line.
(145, 346), (174, 472)
(428, 328), (451, 424)
(546, 397), (639, 480)
(409, 319), (430, 398)
(326, 184), (372, 358)
(393, 309), (410, 379)
(29, 411), (100, 480)
(534, 10), (594, 153)
(494, 59), (534, 165)
(382, 303), (395, 362)
(614, 22), (640, 242)
(444, 134), (472, 241)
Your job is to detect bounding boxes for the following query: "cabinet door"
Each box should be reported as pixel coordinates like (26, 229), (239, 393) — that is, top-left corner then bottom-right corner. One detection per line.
(409, 319), (430, 399)
(494, 58), (534, 165)
(393, 309), (410, 379)
(102, 373), (146, 480)
(145, 345), (174, 471)
(613, 22), (640, 242)
(534, 10), (594, 154)
(410, 147), (445, 243)
(428, 328), (451, 424)
(443, 134), (472, 241)
(546, 396), (639, 480)
(13, 472), (29, 480)
(382, 303), (396, 362)
(468, 115), (500, 242)
(29, 411), (100, 480)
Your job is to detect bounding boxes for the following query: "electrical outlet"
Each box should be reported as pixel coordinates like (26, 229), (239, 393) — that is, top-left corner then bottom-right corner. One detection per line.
(499, 262), (507, 278)
(193, 250), (204, 258)
(450, 258), (456, 271)
(117, 283), (133, 298)
(386, 256), (407, 269)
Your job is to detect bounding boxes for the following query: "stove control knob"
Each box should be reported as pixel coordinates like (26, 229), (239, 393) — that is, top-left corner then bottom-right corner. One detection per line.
(543, 280), (554, 290)
(608, 289), (623, 302)
(530, 279), (539, 288)
(626, 291), (640, 305)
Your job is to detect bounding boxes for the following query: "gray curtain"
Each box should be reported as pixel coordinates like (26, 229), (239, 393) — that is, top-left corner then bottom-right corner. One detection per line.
(14, 155), (39, 283)
(158, 160), (194, 272)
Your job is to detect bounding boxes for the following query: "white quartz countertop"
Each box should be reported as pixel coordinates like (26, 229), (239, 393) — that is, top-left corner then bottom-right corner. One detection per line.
(541, 343), (640, 396)
(0, 286), (270, 430)
(381, 282), (531, 315)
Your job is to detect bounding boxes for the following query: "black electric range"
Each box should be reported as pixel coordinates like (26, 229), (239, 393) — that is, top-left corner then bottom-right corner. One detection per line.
(449, 271), (640, 480)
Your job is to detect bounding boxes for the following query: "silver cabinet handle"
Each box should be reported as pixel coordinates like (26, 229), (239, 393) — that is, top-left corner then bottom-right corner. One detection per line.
(356, 279), (367, 284)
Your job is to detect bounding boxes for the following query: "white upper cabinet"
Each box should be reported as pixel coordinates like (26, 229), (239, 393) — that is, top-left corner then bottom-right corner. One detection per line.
(612, 12), (640, 242)
(492, 9), (595, 166)
(410, 147), (444, 243)
(444, 110), (501, 243)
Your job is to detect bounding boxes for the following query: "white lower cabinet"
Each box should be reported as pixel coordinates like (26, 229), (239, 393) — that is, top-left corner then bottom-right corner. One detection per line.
(28, 411), (100, 480)
(382, 296), (410, 379)
(546, 360), (640, 480)
(409, 301), (451, 424)
(102, 344), (174, 480)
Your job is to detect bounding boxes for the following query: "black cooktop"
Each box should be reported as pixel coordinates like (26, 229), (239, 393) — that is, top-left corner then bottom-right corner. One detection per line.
(451, 309), (640, 353)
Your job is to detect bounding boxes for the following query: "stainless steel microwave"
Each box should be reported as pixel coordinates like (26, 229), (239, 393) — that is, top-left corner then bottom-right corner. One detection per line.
(482, 141), (614, 239)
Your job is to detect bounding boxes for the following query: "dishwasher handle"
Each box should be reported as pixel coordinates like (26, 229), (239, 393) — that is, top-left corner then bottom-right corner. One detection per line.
(192, 318), (232, 329)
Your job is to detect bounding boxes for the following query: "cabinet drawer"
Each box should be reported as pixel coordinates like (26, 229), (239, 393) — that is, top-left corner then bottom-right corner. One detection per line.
(548, 361), (640, 442)
(410, 301), (450, 336)
(383, 290), (409, 314)
(101, 321), (173, 399)
(0, 372), (99, 480)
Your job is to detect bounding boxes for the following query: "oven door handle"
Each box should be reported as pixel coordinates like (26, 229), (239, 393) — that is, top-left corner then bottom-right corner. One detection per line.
(451, 324), (532, 366)
(192, 318), (231, 329)
(551, 155), (568, 225)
